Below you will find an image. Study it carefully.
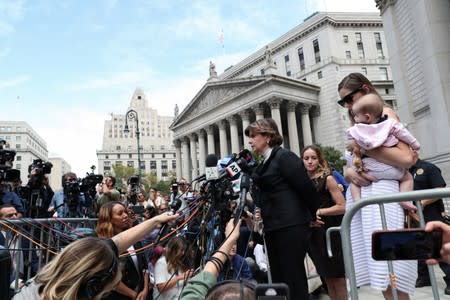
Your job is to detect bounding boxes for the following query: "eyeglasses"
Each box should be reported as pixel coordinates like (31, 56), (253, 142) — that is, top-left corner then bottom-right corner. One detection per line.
(4, 213), (18, 218)
(338, 87), (363, 107)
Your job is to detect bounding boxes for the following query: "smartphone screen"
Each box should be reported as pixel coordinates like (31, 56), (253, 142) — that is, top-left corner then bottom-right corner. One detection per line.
(372, 229), (442, 260)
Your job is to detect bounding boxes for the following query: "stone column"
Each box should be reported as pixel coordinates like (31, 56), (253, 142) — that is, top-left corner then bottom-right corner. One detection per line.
(286, 102), (300, 156)
(174, 139), (182, 180)
(218, 119), (228, 158)
(206, 125), (216, 155)
(197, 129), (206, 174)
(181, 137), (190, 180)
(268, 98), (283, 138)
(189, 133), (198, 179)
(254, 105), (265, 120)
(300, 104), (313, 147)
(239, 110), (251, 148)
(228, 115), (240, 154)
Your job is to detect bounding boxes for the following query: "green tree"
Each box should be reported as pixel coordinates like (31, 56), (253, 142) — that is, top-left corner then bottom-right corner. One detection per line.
(317, 145), (346, 173)
(111, 164), (136, 191)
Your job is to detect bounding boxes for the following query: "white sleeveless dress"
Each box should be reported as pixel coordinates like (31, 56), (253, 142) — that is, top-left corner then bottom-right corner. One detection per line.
(345, 151), (417, 295)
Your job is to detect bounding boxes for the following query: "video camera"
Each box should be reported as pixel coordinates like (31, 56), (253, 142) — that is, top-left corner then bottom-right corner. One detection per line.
(127, 175), (141, 205)
(28, 159), (53, 176)
(0, 139), (20, 183)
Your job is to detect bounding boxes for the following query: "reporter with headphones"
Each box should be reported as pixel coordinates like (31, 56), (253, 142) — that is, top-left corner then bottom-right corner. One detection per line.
(12, 211), (178, 300)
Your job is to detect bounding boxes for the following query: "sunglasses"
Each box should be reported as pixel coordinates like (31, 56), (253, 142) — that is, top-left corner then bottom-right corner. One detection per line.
(338, 87), (363, 107)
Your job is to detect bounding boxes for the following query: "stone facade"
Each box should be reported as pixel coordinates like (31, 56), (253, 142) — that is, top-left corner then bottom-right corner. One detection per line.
(376, 0), (450, 184)
(171, 12), (396, 181)
(0, 121), (49, 184)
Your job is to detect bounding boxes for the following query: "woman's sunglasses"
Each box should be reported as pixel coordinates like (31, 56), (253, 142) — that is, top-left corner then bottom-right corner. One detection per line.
(338, 87), (363, 107)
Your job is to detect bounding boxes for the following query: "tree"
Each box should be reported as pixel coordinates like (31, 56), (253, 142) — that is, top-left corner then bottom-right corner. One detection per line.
(317, 145), (346, 173)
(111, 164), (136, 192)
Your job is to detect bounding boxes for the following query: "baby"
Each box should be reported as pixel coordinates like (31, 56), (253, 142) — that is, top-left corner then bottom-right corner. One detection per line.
(346, 93), (420, 204)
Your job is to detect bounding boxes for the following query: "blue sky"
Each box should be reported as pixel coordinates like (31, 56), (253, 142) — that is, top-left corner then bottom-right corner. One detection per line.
(0, 0), (377, 177)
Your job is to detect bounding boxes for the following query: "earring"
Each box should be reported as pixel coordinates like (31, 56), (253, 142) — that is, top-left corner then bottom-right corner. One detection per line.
(267, 140), (270, 144)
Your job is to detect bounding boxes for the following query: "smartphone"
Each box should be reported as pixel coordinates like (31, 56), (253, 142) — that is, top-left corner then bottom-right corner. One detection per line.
(372, 228), (442, 260)
(255, 283), (290, 300)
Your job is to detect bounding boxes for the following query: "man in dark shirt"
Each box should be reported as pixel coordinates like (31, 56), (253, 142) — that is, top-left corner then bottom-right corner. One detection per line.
(409, 151), (450, 294)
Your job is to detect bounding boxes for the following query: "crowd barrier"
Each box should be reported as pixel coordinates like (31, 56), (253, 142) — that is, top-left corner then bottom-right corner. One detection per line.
(327, 187), (450, 300)
(0, 217), (97, 294)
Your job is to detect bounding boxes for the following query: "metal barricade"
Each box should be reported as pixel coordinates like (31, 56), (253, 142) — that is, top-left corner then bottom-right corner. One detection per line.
(0, 218), (97, 293)
(327, 187), (450, 300)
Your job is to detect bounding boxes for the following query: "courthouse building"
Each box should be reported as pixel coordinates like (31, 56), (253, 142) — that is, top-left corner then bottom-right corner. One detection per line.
(97, 88), (176, 180)
(170, 12), (396, 181)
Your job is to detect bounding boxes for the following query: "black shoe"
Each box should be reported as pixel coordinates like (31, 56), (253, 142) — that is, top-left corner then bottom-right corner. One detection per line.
(415, 279), (431, 288)
(445, 286), (450, 295)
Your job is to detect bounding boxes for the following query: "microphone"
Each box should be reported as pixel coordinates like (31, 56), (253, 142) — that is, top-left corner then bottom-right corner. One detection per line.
(233, 173), (251, 225)
(154, 198), (182, 244)
(205, 154), (219, 180)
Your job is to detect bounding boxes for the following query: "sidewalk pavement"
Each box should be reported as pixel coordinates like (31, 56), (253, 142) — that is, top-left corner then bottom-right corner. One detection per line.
(314, 267), (448, 299)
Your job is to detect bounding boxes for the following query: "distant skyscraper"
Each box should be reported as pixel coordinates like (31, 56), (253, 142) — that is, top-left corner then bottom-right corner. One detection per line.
(48, 157), (71, 191)
(97, 88), (176, 181)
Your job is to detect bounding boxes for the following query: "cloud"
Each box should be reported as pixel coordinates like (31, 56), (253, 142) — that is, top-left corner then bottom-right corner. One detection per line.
(0, 75), (31, 89)
(0, 0), (26, 20)
(0, 21), (15, 35)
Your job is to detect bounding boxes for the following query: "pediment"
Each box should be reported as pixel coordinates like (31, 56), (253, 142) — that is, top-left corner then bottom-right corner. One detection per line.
(172, 77), (265, 127)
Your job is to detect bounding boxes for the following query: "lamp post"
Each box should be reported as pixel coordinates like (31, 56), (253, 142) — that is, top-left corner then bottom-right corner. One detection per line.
(124, 109), (142, 180)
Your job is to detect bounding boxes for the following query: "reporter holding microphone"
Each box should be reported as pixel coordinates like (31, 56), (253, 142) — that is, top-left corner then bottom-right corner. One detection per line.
(244, 118), (320, 300)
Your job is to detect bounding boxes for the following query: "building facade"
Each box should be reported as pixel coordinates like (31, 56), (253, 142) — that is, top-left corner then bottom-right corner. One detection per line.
(0, 121), (49, 184)
(376, 0), (450, 184)
(170, 12), (396, 181)
(48, 157), (72, 191)
(97, 88), (176, 181)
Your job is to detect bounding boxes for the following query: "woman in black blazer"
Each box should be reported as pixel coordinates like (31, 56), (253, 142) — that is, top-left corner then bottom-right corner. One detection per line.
(245, 118), (319, 300)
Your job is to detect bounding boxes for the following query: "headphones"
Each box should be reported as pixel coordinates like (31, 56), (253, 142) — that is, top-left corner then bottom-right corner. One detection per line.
(78, 254), (118, 299)
(205, 279), (255, 300)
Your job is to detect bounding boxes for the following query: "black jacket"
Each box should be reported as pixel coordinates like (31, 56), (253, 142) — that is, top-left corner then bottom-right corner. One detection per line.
(252, 146), (319, 232)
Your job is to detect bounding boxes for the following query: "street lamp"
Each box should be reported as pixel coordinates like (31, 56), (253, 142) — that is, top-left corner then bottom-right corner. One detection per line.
(124, 109), (142, 180)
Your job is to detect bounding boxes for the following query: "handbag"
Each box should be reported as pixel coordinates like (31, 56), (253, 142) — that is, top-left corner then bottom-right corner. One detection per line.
(304, 253), (322, 293)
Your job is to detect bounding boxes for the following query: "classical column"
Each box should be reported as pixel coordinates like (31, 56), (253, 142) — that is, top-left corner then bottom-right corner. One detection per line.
(228, 115), (240, 154)
(254, 105), (265, 120)
(206, 125), (216, 155)
(239, 110), (251, 148)
(174, 139), (182, 180)
(181, 137), (190, 180)
(286, 102), (300, 156)
(189, 133), (198, 179)
(218, 119), (228, 158)
(300, 104), (313, 147)
(197, 129), (206, 174)
(268, 98), (283, 138)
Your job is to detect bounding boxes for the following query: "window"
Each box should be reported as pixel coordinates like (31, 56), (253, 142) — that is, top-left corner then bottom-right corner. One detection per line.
(128, 154), (132, 158)
(116, 145), (121, 150)
(161, 160), (168, 170)
(346, 51), (351, 59)
(127, 161), (134, 167)
(140, 161), (145, 171)
(317, 71), (323, 79)
(355, 33), (365, 58)
(116, 161), (123, 166)
(16, 163), (21, 169)
(162, 153), (166, 158)
(260, 69), (265, 75)
(297, 47), (305, 71)
(343, 35), (348, 43)
(104, 161), (111, 166)
(117, 154), (121, 159)
(361, 67), (367, 75)
(15, 144), (20, 149)
(16, 136), (21, 141)
(375, 32), (384, 58)
(379, 67), (388, 80)
(385, 88), (389, 95)
(16, 155), (21, 161)
(172, 160), (176, 169)
(150, 161), (157, 170)
(284, 55), (291, 77)
(313, 39), (321, 63)
(104, 166), (111, 171)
